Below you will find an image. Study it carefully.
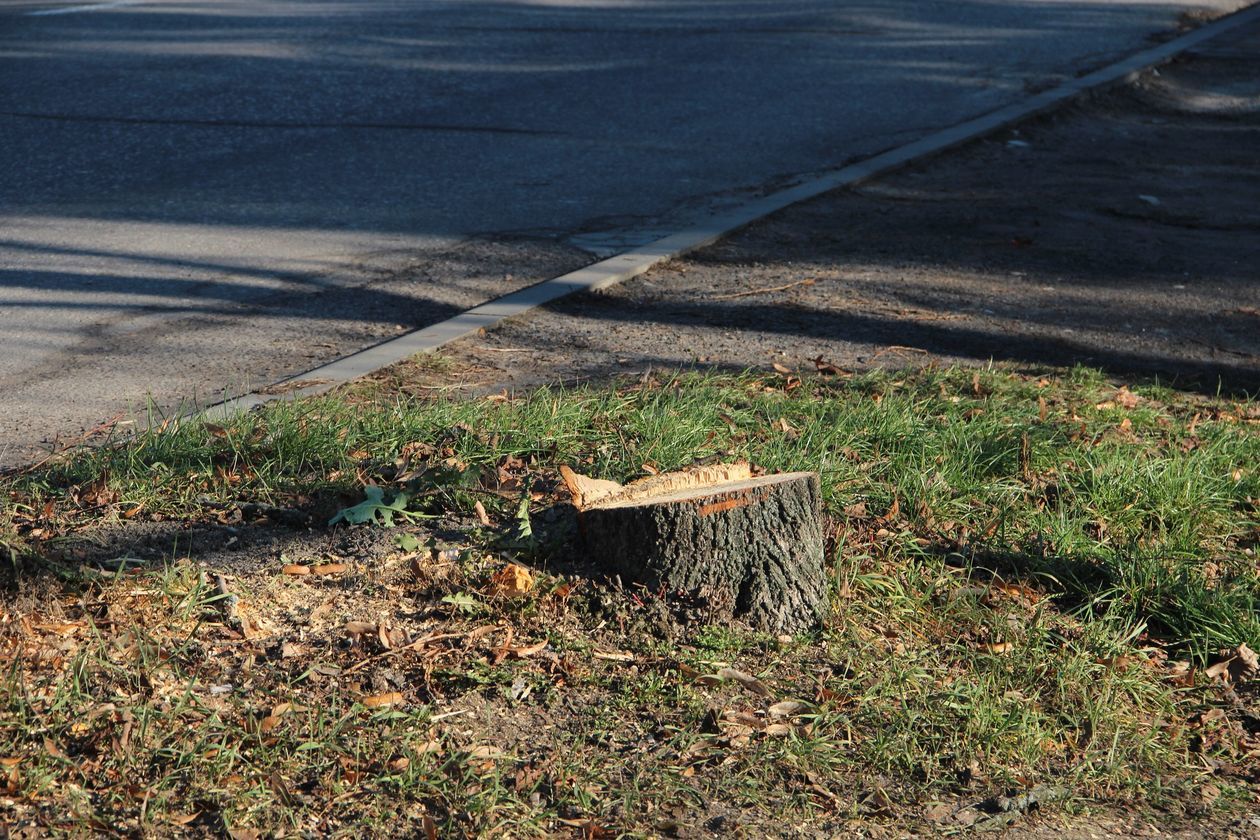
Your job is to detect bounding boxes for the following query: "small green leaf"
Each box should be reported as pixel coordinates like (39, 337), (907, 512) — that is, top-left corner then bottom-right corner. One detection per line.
(512, 495), (533, 541)
(395, 532), (422, 552)
(329, 486), (429, 527)
(441, 592), (484, 615)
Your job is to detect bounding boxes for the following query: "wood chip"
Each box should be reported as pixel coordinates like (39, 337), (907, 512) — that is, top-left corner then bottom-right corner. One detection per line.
(561, 462), (752, 510)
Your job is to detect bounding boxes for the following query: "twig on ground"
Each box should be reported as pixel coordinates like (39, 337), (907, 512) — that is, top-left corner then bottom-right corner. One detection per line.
(213, 574), (244, 635)
(870, 345), (932, 361)
(342, 630), (469, 675)
(710, 278), (816, 300)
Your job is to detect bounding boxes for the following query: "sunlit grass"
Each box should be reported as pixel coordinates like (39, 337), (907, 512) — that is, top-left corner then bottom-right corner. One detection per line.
(2, 365), (1257, 835)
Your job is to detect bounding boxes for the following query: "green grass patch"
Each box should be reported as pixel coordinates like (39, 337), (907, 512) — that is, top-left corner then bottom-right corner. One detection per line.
(2, 366), (1258, 835)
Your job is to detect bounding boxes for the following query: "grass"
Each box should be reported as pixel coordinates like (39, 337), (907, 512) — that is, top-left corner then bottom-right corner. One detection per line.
(1, 364), (1258, 836)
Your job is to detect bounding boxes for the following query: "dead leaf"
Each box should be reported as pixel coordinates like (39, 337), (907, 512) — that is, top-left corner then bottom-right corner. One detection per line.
(1197, 707), (1227, 726)
(466, 745), (505, 760)
(1114, 387), (1141, 409)
(768, 700), (810, 718)
(720, 709), (764, 730)
(281, 564), (310, 576)
(992, 581), (1041, 604)
(983, 642), (1015, 654)
(1205, 643), (1258, 684)
(362, 691), (404, 708)
(715, 667), (772, 698)
(812, 355), (848, 376)
(488, 563), (534, 597)
(474, 500), (491, 527)
(453, 627), (497, 648)
(592, 650), (635, 663)
(43, 737), (66, 761)
(280, 641), (307, 659)
(35, 622), (82, 636)
(815, 685), (845, 705)
(379, 622), (407, 650)
(860, 785), (894, 816)
(772, 362), (792, 374)
(312, 563), (349, 576)
(508, 639), (549, 658)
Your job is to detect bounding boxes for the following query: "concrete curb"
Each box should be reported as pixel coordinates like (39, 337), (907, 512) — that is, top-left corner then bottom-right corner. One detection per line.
(202, 1), (1260, 421)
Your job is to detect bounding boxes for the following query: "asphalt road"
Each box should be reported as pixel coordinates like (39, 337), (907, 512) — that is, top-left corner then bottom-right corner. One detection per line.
(0, 0), (1247, 464)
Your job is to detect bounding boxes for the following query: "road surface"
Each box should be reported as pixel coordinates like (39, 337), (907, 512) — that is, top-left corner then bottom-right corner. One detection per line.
(0, 0), (1247, 463)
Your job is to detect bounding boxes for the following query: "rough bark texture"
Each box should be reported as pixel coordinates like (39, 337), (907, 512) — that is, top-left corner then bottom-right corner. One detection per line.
(579, 472), (825, 633)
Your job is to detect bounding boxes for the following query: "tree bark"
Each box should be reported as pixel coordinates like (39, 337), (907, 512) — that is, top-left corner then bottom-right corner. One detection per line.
(574, 470), (826, 633)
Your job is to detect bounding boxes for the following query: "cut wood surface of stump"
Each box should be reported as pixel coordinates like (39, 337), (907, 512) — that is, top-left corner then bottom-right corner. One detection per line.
(562, 464), (826, 633)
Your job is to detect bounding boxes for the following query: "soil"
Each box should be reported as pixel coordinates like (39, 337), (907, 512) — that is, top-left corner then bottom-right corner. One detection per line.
(377, 19), (1260, 401)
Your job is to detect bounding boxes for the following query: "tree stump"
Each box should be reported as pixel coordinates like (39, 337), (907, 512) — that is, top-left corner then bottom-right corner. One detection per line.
(562, 464), (826, 633)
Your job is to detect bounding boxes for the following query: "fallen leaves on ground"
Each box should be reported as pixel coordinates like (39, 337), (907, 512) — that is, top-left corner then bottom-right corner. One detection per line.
(695, 667), (772, 698)
(361, 691), (404, 708)
(487, 563), (534, 597)
(1205, 643), (1258, 684)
